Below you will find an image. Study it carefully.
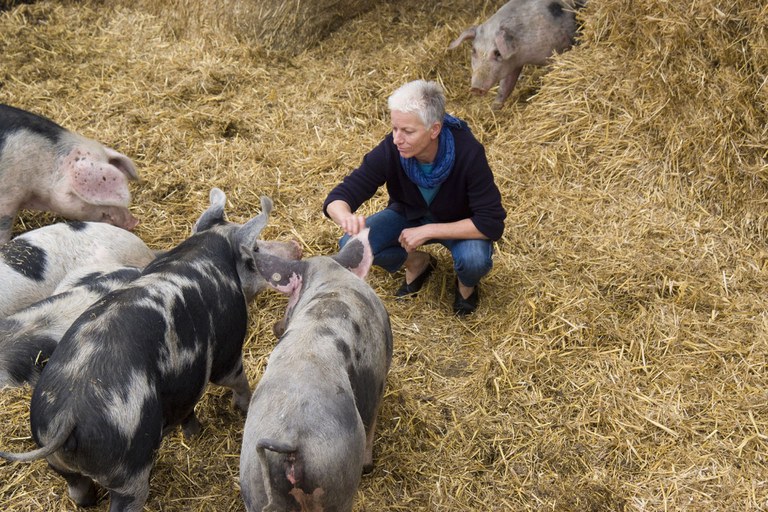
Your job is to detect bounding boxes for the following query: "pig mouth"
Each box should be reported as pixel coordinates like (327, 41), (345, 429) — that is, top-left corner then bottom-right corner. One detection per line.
(470, 87), (489, 95)
(103, 208), (140, 230)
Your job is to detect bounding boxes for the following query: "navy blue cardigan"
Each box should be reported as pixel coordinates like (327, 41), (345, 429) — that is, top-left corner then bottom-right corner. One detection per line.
(323, 126), (506, 241)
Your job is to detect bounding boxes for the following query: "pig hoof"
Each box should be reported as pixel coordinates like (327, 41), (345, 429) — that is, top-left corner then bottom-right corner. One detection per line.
(181, 415), (202, 439)
(67, 478), (98, 507)
(491, 101), (504, 111)
(232, 393), (251, 414)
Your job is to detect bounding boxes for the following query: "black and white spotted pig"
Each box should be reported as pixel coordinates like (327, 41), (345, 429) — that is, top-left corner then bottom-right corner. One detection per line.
(0, 264), (142, 388)
(0, 103), (141, 243)
(240, 229), (393, 512)
(0, 220), (155, 317)
(0, 188), (302, 512)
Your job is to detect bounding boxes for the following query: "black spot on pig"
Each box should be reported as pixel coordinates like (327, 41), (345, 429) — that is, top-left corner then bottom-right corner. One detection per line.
(83, 268), (141, 294)
(1, 238), (47, 281)
(171, 287), (213, 348)
(350, 289), (370, 307)
(335, 338), (351, 362)
(118, 399), (164, 475)
(0, 104), (64, 148)
(70, 271), (106, 288)
(347, 365), (379, 431)
(336, 387), (364, 435)
(312, 290), (338, 301)
(548, 2), (563, 17)
(316, 326), (336, 338)
(384, 317), (393, 357)
(66, 221), (88, 231)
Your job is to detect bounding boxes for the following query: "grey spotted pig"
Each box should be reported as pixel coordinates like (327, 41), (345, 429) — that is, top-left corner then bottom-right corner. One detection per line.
(0, 103), (140, 243)
(240, 229), (393, 512)
(449, 0), (584, 108)
(0, 264), (141, 388)
(0, 221), (155, 317)
(0, 188), (301, 512)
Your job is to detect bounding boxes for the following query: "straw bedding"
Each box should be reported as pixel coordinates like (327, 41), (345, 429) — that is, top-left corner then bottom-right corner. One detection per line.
(0, 0), (766, 510)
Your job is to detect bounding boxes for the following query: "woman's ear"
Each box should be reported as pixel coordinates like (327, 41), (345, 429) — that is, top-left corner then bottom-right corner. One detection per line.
(431, 121), (442, 140)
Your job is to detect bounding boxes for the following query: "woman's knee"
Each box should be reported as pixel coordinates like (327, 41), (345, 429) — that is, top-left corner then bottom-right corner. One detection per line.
(452, 241), (494, 282)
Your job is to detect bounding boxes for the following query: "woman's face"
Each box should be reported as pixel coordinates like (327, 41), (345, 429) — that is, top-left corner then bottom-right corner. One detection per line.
(391, 110), (441, 163)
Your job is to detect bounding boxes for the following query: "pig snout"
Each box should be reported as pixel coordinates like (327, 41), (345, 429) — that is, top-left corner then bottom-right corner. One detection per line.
(74, 204), (139, 231)
(469, 65), (500, 95)
(256, 239), (302, 260)
(103, 206), (139, 231)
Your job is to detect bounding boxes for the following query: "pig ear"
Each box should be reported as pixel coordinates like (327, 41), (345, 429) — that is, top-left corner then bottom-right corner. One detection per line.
(331, 228), (373, 280)
(193, 188), (227, 233)
(251, 251), (308, 295)
(495, 27), (516, 59)
(103, 147), (139, 181)
(235, 195), (273, 248)
(449, 26), (476, 49)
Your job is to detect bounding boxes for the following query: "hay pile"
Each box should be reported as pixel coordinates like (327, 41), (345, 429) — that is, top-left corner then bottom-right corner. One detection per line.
(83, 0), (380, 54)
(1, 0), (767, 510)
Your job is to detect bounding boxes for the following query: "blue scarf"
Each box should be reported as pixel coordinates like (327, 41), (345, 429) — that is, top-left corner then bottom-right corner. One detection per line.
(400, 114), (468, 189)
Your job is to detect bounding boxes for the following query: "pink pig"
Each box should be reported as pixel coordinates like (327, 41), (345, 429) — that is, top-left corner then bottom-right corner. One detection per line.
(449, 0), (584, 109)
(0, 104), (140, 243)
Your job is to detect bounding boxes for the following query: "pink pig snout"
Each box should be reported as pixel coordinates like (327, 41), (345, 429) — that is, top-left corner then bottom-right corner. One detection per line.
(98, 206), (139, 231)
(117, 211), (140, 231)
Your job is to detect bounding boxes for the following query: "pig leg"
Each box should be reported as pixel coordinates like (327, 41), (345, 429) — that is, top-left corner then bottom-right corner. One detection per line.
(181, 410), (202, 439)
(108, 487), (150, 512)
(212, 359), (251, 413)
(493, 66), (523, 109)
(50, 464), (98, 506)
(362, 400), (383, 474)
(272, 316), (287, 339)
(106, 465), (152, 512)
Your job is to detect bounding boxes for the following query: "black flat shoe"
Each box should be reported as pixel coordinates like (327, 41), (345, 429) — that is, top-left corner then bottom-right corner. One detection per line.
(453, 282), (479, 316)
(395, 255), (437, 298)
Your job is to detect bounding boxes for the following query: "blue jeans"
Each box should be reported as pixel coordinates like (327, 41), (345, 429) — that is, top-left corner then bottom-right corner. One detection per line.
(339, 208), (494, 288)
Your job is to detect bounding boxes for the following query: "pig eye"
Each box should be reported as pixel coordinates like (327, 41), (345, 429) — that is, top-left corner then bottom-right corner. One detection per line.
(493, 49), (502, 60)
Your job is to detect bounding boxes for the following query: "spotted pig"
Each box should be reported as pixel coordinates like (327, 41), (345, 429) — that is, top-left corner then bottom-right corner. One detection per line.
(240, 229), (393, 512)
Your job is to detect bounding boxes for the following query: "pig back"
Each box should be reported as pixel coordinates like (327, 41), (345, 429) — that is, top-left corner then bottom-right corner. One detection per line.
(291, 258), (393, 428)
(494, 0), (579, 64)
(0, 221), (154, 317)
